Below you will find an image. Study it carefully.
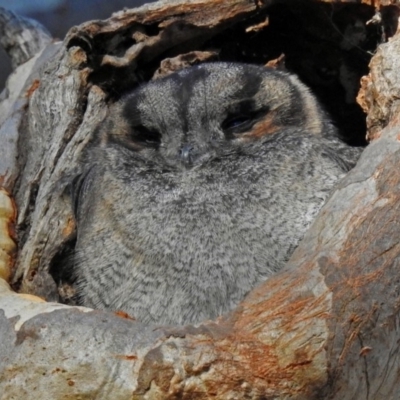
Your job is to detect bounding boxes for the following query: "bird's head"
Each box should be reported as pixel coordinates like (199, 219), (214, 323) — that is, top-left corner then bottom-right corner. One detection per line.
(100, 62), (331, 171)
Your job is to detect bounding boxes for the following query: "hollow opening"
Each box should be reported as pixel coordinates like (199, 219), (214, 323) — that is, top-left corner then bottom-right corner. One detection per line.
(86, 2), (397, 146)
(204, 2), (384, 146)
(49, 237), (79, 305)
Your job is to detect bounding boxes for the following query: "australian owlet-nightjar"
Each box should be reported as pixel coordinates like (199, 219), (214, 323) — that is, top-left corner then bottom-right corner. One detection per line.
(71, 62), (361, 325)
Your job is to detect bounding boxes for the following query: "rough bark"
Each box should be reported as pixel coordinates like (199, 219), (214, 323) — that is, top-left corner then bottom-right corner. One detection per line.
(1, 0), (400, 398)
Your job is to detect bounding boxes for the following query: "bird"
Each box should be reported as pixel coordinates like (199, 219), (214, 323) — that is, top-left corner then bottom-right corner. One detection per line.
(70, 62), (361, 326)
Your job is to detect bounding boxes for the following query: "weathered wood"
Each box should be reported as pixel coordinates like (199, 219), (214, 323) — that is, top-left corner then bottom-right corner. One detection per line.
(0, 7), (51, 70)
(358, 29), (400, 140)
(1, 0), (400, 398)
(0, 7), (53, 190)
(0, 189), (16, 282)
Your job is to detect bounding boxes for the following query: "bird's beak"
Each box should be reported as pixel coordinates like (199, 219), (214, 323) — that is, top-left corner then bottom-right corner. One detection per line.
(179, 144), (194, 166)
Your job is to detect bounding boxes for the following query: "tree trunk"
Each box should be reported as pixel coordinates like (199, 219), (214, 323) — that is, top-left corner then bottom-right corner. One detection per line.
(1, 1), (400, 398)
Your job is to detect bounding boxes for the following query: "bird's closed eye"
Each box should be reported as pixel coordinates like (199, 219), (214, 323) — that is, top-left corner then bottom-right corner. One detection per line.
(222, 115), (253, 131)
(222, 107), (269, 138)
(131, 125), (162, 147)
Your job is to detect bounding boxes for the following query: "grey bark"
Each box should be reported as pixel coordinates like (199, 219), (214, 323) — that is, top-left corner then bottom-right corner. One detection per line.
(0, 7), (51, 70)
(1, 0), (400, 399)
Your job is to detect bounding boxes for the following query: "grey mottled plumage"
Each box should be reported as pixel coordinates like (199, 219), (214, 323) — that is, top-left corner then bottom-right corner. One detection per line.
(72, 62), (361, 325)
